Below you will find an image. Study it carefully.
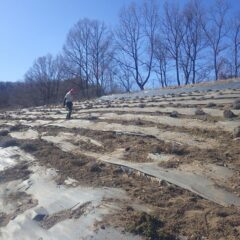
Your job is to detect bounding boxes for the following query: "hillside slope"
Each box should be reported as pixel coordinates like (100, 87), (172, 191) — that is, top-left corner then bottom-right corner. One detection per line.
(0, 80), (240, 239)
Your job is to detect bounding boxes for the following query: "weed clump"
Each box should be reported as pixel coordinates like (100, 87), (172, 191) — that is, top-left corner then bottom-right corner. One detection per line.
(88, 162), (102, 172)
(9, 124), (22, 132)
(206, 102), (216, 107)
(1, 139), (19, 148)
(232, 99), (240, 109)
(138, 103), (146, 108)
(0, 130), (9, 136)
(126, 212), (175, 240)
(158, 160), (180, 169)
(21, 143), (37, 152)
(233, 127), (240, 138)
(223, 109), (237, 119)
(152, 143), (188, 156)
(170, 111), (179, 118)
(195, 108), (205, 116)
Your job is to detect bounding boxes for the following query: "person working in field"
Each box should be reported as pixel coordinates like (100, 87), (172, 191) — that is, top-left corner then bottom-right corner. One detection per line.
(63, 88), (74, 119)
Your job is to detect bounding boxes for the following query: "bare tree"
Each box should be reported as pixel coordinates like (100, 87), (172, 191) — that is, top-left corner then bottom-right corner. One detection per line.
(163, 1), (185, 86)
(90, 20), (114, 96)
(179, 0), (206, 84)
(25, 54), (63, 105)
(154, 37), (168, 88)
(63, 19), (92, 96)
(202, 0), (230, 80)
(180, 16), (193, 86)
(0, 82), (13, 108)
(114, 63), (134, 92)
(229, 13), (240, 78)
(63, 18), (113, 97)
(115, 0), (159, 90)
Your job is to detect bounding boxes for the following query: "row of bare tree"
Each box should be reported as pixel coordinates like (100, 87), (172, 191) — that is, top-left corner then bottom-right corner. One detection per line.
(116, 0), (240, 90)
(1, 0), (239, 108)
(24, 19), (118, 105)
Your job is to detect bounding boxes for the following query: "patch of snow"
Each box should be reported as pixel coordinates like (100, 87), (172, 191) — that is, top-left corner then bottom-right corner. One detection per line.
(10, 129), (39, 140)
(64, 177), (78, 186)
(0, 147), (34, 171)
(147, 153), (175, 162)
(0, 158), (129, 240)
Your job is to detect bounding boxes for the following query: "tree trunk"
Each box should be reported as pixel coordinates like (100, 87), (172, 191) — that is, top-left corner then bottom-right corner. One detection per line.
(176, 58), (180, 86)
(192, 60), (196, 84)
(136, 81), (144, 90)
(214, 53), (218, 80)
(234, 44), (238, 78)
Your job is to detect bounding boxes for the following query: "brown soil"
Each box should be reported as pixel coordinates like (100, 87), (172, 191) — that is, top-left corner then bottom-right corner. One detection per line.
(14, 138), (240, 240)
(36, 125), (189, 163)
(40, 202), (91, 229)
(34, 123), (240, 197)
(158, 159), (181, 169)
(1, 87), (240, 239)
(0, 162), (32, 183)
(80, 108), (223, 123)
(0, 191), (37, 227)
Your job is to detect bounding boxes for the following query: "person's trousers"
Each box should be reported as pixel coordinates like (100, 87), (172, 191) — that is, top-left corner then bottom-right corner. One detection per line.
(66, 102), (73, 119)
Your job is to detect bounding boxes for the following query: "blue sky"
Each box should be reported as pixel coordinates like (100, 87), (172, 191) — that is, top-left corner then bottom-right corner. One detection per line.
(0, 0), (239, 82)
(0, 0), (130, 82)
